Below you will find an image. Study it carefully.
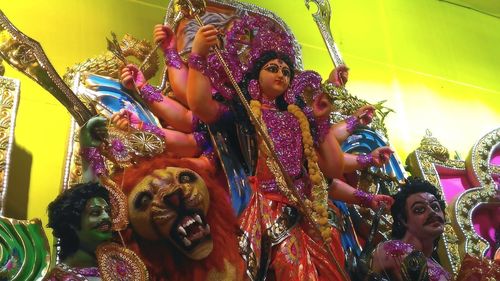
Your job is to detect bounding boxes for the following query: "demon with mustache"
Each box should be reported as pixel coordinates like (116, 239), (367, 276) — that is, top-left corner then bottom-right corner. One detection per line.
(367, 178), (452, 281)
(112, 156), (245, 281)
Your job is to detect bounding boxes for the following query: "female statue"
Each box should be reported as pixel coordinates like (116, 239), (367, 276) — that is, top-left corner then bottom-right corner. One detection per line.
(184, 15), (394, 280)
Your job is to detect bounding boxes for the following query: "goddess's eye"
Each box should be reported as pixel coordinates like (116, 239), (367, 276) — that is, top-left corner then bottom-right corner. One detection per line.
(282, 68), (291, 77)
(264, 65), (279, 73)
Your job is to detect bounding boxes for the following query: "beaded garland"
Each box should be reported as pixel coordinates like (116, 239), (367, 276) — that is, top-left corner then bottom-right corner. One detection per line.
(250, 100), (331, 241)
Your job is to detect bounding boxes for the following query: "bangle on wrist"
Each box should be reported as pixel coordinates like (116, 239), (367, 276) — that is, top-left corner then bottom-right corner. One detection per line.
(356, 153), (374, 169)
(164, 48), (183, 69)
(354, 189), (374, 208)
(139, 84), (164, 103)
(316, 117), (331, 143)
(80, 147), (107, 177)
(188, 53), (209, 76)
(346, 115), (360, 133)
(193, 131), (210, 151)
(141, 122), (165, 138)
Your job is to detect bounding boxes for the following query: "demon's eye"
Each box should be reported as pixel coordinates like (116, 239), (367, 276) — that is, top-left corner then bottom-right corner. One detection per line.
(178, 171), (197, 184)
(134, 191), (153, 210)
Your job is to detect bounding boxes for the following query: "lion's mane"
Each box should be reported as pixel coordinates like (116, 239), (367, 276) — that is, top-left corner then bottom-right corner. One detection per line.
(113, 156), (244, 281)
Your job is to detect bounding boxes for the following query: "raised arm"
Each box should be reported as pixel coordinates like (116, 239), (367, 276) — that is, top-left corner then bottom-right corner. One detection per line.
(79, 116), (108, 182)
(111, 110), (201, 158)
(121, 64), (194, 133)
(310, 90), (394, 209)
(186, 25), (222, 124)
(342, 146), (394, 173)
(325, 65), (376, 143)
(153, 24), (189, 106)
(312, 92), (346, 179)
(329, 178), (394, 210)
(331, 104), (375, 143)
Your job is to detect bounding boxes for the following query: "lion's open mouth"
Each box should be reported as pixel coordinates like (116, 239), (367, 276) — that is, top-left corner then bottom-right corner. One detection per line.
(170, 210), (211, 250)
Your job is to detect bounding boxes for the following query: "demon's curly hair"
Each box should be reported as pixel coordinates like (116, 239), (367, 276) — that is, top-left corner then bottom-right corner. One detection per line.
(47, 182), (109, 260)
(390, 177), (446, 239)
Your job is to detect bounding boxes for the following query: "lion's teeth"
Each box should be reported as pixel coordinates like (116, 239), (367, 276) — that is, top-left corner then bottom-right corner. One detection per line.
(194, 215), (202, 223)
(183, 237), (192, 246)
(178, 226), (187, 236)
(204, 224), (210, 234)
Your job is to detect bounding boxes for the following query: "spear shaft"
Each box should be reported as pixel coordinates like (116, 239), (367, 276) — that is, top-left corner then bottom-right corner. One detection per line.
(179, 1), (349, 280)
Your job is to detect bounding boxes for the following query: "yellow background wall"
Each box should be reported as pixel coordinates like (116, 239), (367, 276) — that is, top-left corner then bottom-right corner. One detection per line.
(1, 0), (499, 246)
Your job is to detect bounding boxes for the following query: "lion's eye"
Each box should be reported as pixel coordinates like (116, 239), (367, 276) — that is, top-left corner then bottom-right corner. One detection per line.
(178, 171), (197, 184)
(134, 191), (153, 210)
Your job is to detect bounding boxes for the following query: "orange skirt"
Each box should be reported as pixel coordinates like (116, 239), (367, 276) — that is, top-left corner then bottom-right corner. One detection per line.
(239, 177), (349, 281)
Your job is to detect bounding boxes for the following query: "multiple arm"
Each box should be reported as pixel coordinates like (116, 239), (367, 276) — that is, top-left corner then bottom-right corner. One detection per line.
(110, 110), (201, 158)
(79, 117), (108, 183)
(330, 104), (375, 143)
(311, 67), (395, 209)
(186, 25), (222, 124)
(121, 65), (194, 133)
(119, 24), (394, 210)
(153, 24), (189, 106)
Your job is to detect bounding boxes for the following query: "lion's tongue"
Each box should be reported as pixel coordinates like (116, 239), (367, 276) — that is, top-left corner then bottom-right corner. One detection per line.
(187, 225), (205, 241)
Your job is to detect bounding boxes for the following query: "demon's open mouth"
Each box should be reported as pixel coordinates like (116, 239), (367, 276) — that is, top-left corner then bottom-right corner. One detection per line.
(170, 210), (211, 251)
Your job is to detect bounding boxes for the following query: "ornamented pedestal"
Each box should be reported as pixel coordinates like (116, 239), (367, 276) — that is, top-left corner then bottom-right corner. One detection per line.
(0, 61), (51, 281)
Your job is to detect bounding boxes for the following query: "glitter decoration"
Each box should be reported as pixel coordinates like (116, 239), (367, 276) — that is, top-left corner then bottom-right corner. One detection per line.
(96, 242), (149, 281)
(286, 70), (322, 104)
(356, 153), (374, 169)
(248, 79), (260, 100)
(141, 122), (165, 138)
(109, 139), (130, 163)
(188, 53), (209, 76)
(139, 84), (164, 103)
(262, 109), (303, 179)
(353, 189), (374, 208)
(193, 131), (210, 151)
(164, 48), (183, 69)
(345, 115), (360, 133)
(80, 147), (107, 177)
(382, 240), (452, 281)
(225, 15), (296, 70)
(383, 240), (414, 258)
(315, 117), (331, 144)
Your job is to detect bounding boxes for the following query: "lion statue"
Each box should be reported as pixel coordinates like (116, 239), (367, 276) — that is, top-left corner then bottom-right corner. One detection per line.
(113, 156), (245, 281)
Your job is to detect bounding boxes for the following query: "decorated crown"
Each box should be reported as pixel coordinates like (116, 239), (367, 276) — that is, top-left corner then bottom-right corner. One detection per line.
(225, 14), (296, 72)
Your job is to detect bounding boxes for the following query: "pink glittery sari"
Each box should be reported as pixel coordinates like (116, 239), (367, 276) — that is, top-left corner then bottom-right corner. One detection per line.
(238, 108), (348, 281)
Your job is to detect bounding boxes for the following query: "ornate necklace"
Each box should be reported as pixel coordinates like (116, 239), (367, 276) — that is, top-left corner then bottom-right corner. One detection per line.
(250, 99), (331, 241)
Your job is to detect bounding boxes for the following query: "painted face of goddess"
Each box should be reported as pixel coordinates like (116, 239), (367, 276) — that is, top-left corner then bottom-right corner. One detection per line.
(76, 197), (113, 251)
(258, 58), (291, 101)
(403, 192), (445, 240)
